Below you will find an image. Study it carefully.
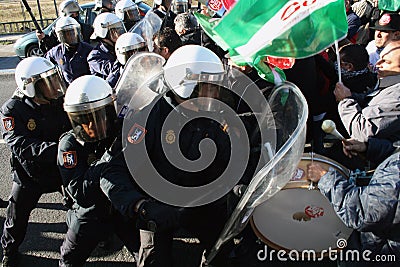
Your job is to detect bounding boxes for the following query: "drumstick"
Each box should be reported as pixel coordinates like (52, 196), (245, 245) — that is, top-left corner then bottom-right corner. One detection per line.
(321, 120), (345, 141)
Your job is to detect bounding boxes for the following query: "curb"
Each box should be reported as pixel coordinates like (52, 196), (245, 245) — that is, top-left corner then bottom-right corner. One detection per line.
(0, 69), (15, 75)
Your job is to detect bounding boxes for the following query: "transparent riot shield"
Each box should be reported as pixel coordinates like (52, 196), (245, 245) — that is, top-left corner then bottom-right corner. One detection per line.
(114, 52), (165, 118)
(206, 81), (308, 263)
(130, 10), (162, 52)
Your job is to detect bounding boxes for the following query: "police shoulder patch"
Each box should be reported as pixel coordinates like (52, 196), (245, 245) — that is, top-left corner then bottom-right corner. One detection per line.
(63, 151), (77, 169)
(127, 123), (147, 144)
(2, 117), (14, 131)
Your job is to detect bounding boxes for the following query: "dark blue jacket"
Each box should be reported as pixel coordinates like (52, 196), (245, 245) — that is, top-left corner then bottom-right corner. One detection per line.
(318, 152), (400, 263)
(45, 42), (93, 86)
(0, 95), (70, 192)
(87, 42), (117, 80)
(57, 131), (115, 231)
(106, 61), (122, 88)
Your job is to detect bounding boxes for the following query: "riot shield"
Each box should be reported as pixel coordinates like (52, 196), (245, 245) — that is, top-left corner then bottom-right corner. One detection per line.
(206, 81), (308, 263)
(114, 52), (165, 118)
(130, 10), (162, 52)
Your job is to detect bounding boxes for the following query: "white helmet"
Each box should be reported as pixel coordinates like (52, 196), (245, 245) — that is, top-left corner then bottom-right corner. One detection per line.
(172, 0), (188, 14)
(64, 75), (117, 142)
(154, 0), (162, 6)
(164, 45), (225, 99)
(90, 12), (126, 40)
(59, 0), (82, 17)
(115, 32), (146, 65)
(55, 16), (82, 45)
(15, 57), (66, 101)
(115, 0), (141, 23)
(94, 0), (116, 12)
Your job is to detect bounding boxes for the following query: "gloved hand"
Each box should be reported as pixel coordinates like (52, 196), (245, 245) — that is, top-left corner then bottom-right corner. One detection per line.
(136, 200), (180, 233)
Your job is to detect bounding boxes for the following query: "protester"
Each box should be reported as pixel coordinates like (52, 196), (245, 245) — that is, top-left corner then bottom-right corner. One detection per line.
(307, 151), (400, 267)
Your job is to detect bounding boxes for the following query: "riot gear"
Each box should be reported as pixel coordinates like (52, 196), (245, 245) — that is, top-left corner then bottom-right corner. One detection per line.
(172, 0), (188, 14)
(91, 12), (126, 42)
(64, 75), (117, 142)
(55, 16), (82, 46)
(115, 32), (147, 65)
(94, 0), (116, 13)
(59, 0), (82, 17)
(15, 57), (66, 102)
(115, 0), (141, 25)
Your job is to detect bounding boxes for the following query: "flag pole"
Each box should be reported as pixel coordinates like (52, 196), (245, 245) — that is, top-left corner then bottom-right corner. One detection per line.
(334, 40), (342, 83)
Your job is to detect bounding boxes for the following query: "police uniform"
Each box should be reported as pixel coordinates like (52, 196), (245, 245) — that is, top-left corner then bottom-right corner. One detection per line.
(57, 130), (140, 266)
(45, 42), (93, 86)
(125, 95), (238, 267)
(0, 95), (70, 258)
(39, 21), (94, 55)
(87, 42), (117, 80)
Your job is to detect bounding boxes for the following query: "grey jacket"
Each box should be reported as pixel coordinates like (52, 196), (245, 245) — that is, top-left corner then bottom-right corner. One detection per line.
(318, 152), (400, 263)
(338, 82), (400, 143)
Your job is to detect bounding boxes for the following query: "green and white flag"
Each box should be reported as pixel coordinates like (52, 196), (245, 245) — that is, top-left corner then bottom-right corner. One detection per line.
(379, 0), (400, 12)
(195, 0), (348, 65)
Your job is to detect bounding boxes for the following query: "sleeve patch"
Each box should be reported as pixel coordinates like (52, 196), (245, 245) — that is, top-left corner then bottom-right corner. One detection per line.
(2, 117), (15, 131)
(63, 151), (77, 169)
(127, 123), (147, 144)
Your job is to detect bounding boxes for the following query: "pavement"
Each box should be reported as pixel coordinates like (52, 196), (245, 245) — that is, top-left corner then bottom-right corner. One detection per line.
(0, 34), (23, 75)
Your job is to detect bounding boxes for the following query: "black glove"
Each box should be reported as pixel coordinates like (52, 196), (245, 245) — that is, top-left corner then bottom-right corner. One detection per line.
(137, 200), (180, 233)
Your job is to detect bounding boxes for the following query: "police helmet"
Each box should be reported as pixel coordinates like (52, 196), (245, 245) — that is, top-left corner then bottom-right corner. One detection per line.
(115, 32), (147, 65)
(94, 0), (116, 12)
(164, 45), (225, 111)
(59, 0), (82, 17)
(55, 16), (82, 45)
(64, 75), (117, 142)
(115, 0), (141, 23)
(15, 57), (66, 101)
(90, 12), (126, 41)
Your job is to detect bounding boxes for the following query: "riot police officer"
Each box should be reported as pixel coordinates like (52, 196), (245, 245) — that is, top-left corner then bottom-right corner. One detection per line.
(115, 0), (142, 31)
(58, 75), (140, 267)
(93, 0), (116, 14)
(107, 32), (147, 87)
(122, 45), (248, 267)
(45, 16), (93, 86)
(0, 57), (70, 267)
(37, 0), (93, 54)
(153, 0), (177, 29)
(88, 13), (126, 80)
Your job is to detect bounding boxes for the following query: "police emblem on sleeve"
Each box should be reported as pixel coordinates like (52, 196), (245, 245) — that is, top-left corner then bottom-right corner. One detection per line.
(127, 123), (147, 144)
(63, 151), (77, 169)
(2, 117), (14, 131)
(165, 130), (176, 144)
(27, 119), (36, 131)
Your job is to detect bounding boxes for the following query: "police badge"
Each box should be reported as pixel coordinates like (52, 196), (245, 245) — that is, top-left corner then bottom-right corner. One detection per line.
(2, 117), (14, 131)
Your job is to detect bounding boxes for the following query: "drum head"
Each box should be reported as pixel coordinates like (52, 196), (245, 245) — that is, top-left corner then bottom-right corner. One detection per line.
(251, 153), (352, 253)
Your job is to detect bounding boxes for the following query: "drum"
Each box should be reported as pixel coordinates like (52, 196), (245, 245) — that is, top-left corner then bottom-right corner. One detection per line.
(251, 153), (353, 253)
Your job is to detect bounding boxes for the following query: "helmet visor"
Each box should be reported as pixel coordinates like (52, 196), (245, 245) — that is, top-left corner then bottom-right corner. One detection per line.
(117, 42), (147, 65)
(173, 3), (188, 14)
(57, 25), (81, 45)
(108, 22), (126, 41)
(186, 83), (221, 112)
(68, 103), (117, 142)
(125, 6), (141, 22)
(30, 67), (66, 101)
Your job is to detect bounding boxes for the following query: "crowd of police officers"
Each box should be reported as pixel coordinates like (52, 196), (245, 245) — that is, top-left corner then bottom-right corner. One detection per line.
(0, 0), (259, 267)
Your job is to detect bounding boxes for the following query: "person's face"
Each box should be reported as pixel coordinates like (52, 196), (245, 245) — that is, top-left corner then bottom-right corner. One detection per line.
(374, 30), (394, 48)
(375, 44), (400, 78)
(81, 121), (98, 139)
(153, 39), (169, 59)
